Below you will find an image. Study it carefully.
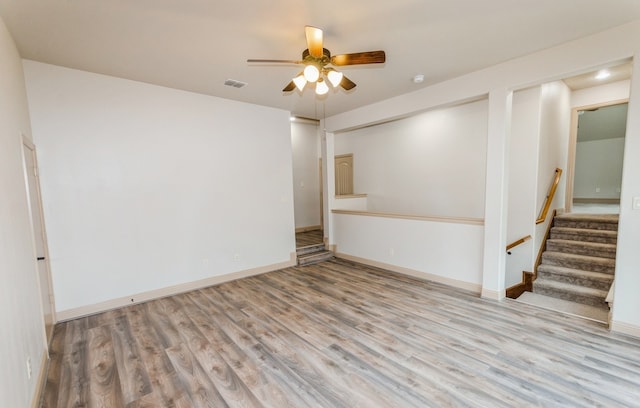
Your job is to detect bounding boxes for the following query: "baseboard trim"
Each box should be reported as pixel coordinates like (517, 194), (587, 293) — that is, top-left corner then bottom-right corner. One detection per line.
(335, 253), (481, 294)
(31, 347), (49, 408)
(481, 288), (504, 301)
(56, 253), (297, 321)
(610, 320), (640, 339)
(295, 225), (322, 233)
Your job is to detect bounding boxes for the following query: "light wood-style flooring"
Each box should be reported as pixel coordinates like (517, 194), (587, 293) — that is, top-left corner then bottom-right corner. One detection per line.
(41, 259), (640, 407)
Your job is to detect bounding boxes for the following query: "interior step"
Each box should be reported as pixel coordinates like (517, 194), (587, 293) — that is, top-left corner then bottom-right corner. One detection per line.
(296, 243), (326, 256)
(550, 227), (617, 245)
(545, 239), (617, 259)
(553, 214), (618, 231)
(514, 292), (609, 323)
(541, 251), (615, 274)
(533, 279), (608, 307)
(297, 250), (334, 266)
(537, 264), (613, 291)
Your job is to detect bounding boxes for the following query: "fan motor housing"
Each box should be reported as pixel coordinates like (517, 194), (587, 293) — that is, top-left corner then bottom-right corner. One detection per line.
(302, 48), (331, 64)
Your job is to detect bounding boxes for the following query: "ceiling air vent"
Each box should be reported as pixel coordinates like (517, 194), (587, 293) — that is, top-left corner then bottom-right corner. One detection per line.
(224, 79), (248, 88)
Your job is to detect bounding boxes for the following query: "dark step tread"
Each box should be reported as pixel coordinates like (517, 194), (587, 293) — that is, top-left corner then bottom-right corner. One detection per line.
(536, 265), (614, 290)
(537, 264), (614, 282)
(553, 216), (619, 231)
(546, 239), (617, 259)
(547, 239), (616, 250)
(555, 213), (618, 221)
(296, 243), (326, 255)
(297, 250), (334, 265)
(542, 251), (615, 265)
(549, 227), (618, 244)
(551, 227), (618, 237)
(533, 279), (608, 298)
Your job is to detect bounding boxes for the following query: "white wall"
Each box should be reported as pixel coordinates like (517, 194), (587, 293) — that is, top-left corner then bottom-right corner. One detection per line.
(0, 18), (47, 408)
(333, 214), (484, 291)
(506, 87), (542, 287)
(23, 61), (296, 314)
(291, 120), (321, 229)
(571, 80), (630, 108)
(334, 100), (488, 218)
(614, 58), (640, 336)
(537, 81), (571, 213)
(574, 138), (625, 199)
(534, 81), (571, 257)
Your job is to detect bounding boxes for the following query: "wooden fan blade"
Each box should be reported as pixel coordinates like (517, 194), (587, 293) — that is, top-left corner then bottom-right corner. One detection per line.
(247, 59), (301, 64)
(305, 26), (323, 58)
(282, 81), (296, 92)
(331, 51), (386, 66)
(340, 75), (356, 91)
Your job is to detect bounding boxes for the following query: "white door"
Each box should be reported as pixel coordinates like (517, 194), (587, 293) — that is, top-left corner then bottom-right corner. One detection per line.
(22, 136), (56, 342)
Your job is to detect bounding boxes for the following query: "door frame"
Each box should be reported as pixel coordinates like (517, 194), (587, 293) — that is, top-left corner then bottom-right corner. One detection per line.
(319, 158), (324, 231)
(565, 98), (628, 213)
(21, 135), (56, 342)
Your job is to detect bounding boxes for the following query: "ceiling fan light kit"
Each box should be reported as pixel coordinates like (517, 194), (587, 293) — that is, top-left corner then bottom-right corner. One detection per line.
(247, 26), (385, 97)
(293, 73), (307, 91)
(303, 65), (320, 82)
(315, 79), (329, 95)
(327, 69), (343, 87)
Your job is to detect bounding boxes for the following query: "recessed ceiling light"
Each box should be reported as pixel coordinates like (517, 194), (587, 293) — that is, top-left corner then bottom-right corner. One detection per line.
(595, 70), (611, 80)
(413, 74), (425, 84)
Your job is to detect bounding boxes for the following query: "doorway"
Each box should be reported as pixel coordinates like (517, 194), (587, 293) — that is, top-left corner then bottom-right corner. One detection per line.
(566, 101), (627, 214)
(291, 119), (324, 248)
(22, 136), (56, 342)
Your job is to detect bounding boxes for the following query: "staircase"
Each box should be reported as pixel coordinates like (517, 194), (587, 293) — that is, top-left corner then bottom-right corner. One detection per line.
(534, 213), (617, 310)
(296, 243), (334, 265)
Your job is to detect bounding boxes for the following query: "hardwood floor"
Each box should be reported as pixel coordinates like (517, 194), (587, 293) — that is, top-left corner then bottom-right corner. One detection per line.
(295, 229), (323, 248)
(41, 259), (640, 407)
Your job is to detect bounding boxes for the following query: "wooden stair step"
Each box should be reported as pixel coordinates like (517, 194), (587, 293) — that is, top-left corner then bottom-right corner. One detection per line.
(297, 250), (334, 266)
(296, 243), (326, 256)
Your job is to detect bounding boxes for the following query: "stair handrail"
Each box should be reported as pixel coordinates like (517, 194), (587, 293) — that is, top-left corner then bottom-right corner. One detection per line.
(506, 235), (532, 252)
(536, 168), (562, 224)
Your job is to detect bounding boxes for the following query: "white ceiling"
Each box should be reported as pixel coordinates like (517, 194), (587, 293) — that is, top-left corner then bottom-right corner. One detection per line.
(563, 62), (633, 91)
(2, 0), (640, 120)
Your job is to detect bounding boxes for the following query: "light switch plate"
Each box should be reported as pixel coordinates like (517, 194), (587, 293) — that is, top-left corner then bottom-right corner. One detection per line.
(633, 197), (640, 210)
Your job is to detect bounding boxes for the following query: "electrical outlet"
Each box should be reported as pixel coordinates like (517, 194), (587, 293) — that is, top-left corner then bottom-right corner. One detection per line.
(633, 197), (640, 210)
(26, 357), (32, 380)
(595, 187), (601, 193)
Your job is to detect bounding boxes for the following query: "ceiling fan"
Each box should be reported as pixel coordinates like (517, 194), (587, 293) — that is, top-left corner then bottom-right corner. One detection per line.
(247, 26), (386, 95)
